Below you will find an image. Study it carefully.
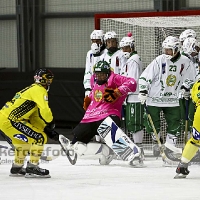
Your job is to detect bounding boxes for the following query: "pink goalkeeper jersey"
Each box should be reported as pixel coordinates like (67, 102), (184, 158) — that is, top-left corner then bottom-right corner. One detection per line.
(81, 71), (137, 123)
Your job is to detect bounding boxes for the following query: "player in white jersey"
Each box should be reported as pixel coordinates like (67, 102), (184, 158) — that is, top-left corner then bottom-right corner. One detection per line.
(83, 30), (107, 96)
(100, 31), (127, 74)
(138, 36), (196, 157)
(182, 37), (200, 80)
(119, 34), (145, 159)
(179, 37), (199, 142)
(179, 29), (196, 45)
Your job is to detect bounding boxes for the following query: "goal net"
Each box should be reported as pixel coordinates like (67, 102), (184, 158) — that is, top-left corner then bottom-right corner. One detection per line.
(95, 10), (200, 155)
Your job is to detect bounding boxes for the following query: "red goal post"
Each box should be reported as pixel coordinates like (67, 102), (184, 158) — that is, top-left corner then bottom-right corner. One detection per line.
(95, 10), (200, 29)
(94, 10), (200, 153)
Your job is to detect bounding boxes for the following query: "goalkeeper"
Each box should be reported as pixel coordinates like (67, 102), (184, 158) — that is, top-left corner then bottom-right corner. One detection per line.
(0, 68), (59, 178)
(66, 60), (141, 166)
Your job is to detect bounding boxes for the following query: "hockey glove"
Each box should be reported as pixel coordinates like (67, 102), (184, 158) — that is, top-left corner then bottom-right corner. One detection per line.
(44, 121), (59, 141)
(91, 43), (100, 55)
(83, 95), (91, 111)
(103, 88), (122, 103)
(180, 79), (194, 100)
(180, 87), (190, 100)
(182, 78), (194, 90)
(138, 90), (148, 104)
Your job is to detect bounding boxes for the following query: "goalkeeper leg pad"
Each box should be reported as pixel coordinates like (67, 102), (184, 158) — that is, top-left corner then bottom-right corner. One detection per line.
(73, 142), (115, 165)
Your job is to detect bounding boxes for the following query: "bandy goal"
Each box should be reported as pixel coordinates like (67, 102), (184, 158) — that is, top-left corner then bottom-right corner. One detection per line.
(95, 10), (200, 155)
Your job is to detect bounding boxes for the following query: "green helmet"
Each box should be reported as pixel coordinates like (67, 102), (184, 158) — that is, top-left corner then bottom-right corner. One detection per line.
(93, 60), (111, 74)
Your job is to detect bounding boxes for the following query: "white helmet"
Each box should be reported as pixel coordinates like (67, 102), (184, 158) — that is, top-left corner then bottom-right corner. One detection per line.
(179, 29), (196, 42)
(104, 31), (117, 42)
(120, 36), (135, 59)
(90, 30), (104, 42)
(162, 36), (181, 59)
(182, 37), (199, 55)
(119, 36), (135, 48)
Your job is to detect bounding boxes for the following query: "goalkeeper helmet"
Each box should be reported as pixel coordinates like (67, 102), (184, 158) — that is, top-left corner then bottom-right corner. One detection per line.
(182, 37), (199, 55)
(179, 29), (196, 43)
(34, 68), (54, 89)
(93, 61), (111, 85)
(90, 30), (104, 43)
(162, 36), (181, 59)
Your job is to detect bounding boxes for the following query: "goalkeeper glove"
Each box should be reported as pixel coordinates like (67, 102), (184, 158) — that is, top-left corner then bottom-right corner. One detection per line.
(103, 88), (122, 103)
(83, 96), (91, 110)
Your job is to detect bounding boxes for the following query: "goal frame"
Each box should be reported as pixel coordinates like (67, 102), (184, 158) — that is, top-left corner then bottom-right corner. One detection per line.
(95, 10), (200, 29)
(94, 9), (200, 154)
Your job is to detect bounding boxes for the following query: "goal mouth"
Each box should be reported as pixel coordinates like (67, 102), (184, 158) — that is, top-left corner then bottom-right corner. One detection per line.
(95, 10), (200, 154)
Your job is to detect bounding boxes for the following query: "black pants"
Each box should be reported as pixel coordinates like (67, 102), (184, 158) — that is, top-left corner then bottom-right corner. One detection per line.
(72, 115), (121, 144)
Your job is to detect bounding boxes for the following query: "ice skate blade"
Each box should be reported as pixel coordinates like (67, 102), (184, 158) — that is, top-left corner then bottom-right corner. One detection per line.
(9, 174), (25, 177)
(129, 164), (147, 168)
(174, 173), (187, 179)
(129, 160), (146, 168)
(25, 173), (51, 178)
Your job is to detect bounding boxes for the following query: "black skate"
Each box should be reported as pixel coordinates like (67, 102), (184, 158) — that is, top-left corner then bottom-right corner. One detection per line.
(10, 163), (26, 177)
(174, 162), (190, 179)
(25, 162), (51, 178)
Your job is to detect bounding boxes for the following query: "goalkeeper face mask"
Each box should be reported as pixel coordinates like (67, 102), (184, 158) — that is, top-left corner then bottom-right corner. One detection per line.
(95, 72), (109, 85)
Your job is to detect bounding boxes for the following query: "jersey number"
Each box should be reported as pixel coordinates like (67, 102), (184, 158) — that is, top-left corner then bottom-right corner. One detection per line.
(169, 65), (177, 72)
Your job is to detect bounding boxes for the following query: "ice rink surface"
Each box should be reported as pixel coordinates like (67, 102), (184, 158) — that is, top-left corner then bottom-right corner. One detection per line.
(0, 142), (200, 200)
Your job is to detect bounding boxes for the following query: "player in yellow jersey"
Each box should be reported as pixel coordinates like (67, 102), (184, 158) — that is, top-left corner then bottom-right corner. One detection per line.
(175, 79), (200, 178)
(0, 68), (59, 178)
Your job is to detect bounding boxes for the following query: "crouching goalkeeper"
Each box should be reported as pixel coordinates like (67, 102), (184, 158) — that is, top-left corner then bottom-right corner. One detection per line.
(67, 60), (142, 166)
(175, 79), (200, 177)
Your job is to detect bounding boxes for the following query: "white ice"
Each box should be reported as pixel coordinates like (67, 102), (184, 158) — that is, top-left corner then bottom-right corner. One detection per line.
(0, 141), (199, 200)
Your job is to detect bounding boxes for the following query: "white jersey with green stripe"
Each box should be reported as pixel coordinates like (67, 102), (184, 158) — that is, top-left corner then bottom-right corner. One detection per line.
(120, 52), (143, 103)
(139, 53), (196, 107)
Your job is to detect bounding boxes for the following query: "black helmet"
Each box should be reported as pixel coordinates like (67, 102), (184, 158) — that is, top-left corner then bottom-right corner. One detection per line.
(93, 61), (111, 85)
(34, 68), (54, 88)
(93, 60), (111, 74)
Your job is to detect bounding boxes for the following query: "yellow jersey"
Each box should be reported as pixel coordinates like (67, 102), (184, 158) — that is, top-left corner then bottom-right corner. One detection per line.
(0, 83), (53, 123)
(191, 80), (200, 107)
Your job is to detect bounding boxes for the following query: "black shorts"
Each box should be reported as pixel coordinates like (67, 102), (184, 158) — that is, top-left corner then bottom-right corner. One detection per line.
(72, 115), (121, 144)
